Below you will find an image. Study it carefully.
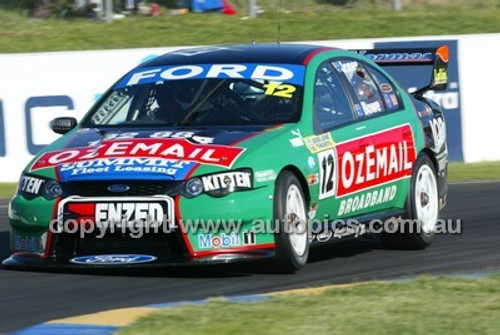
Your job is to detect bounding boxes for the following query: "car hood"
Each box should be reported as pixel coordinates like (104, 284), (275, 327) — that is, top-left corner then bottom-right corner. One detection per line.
(27, 126), (290, 182)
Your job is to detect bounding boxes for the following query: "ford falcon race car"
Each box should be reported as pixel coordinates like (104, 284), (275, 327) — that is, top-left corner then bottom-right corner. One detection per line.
(4, 44), (448, 272)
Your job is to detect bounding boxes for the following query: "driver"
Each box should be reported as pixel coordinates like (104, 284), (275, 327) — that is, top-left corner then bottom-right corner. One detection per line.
(147, 82), (189, 124)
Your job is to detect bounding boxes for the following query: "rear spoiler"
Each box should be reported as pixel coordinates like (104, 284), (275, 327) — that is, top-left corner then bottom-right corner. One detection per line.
(351, 45), (449, 97)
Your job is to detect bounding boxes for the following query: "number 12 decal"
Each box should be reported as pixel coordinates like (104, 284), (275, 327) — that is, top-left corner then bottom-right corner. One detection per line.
(262, 83), (296, 98)
(318, 149), (336, 199)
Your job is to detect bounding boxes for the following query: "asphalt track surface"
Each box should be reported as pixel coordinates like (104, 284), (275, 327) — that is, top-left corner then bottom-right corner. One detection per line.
(1, 182), (499, 333)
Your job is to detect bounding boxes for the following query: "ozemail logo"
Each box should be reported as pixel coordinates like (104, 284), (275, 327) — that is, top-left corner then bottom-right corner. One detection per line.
(336, 125), (416, 196)
(335, 124), (416, 197)
(30, 138), (245, 171)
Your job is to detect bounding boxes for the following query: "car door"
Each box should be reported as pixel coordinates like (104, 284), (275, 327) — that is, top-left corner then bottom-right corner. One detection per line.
(329, 58), (415, 217)
(311, 60), (371, 221)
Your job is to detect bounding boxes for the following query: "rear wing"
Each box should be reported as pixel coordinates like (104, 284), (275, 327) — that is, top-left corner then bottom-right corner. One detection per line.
(352, 45), (449, 97)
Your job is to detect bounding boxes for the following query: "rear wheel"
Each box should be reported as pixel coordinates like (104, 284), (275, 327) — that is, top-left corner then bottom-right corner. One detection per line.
(381, 154), (438, 249)
(272, 171), (309, 273)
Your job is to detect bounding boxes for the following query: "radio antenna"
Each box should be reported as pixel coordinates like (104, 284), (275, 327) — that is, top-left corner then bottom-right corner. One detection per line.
(276, 0), (283, 44)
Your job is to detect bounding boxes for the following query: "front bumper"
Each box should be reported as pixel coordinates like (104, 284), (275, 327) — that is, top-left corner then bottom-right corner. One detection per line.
(5, 185), (276, 269)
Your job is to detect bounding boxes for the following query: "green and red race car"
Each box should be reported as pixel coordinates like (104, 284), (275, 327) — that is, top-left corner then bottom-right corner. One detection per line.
(4, 44), (448, 272)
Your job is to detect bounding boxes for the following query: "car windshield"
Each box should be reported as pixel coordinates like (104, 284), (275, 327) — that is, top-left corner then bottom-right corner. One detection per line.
(82, 78), (303, 127)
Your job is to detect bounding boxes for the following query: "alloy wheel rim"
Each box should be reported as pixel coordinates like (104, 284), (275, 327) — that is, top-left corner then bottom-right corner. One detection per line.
(415, 164), (439, 234)
(286, 184), (308, 257)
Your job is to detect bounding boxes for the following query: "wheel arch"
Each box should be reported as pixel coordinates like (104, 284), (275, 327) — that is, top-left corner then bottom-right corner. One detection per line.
(278, 165), (311, 206)
(402, 149), (438, 210)
(419, 148), (439, 174)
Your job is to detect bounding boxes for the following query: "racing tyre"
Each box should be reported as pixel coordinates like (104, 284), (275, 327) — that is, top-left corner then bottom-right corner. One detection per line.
(381, 154), (438, 249)
(272, 171), (309, 273)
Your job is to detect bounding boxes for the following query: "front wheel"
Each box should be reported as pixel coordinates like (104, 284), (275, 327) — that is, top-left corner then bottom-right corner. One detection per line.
(272, 171), (309, 273)
(381, 154), (439, 249)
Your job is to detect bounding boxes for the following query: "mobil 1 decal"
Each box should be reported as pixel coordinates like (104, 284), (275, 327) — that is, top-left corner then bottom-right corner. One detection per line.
(374, 40), (463, 162)
(319, 124), (416, 200)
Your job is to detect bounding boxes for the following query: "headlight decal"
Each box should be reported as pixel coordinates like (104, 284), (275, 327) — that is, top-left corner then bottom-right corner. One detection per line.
(182, 169), (253, 198)
(202, 170), (253, 197)
(18, 173), (62, 200)
(42, 179), (63, 199)
(19, 175), (45, 195)
(184, 178), (204, 198)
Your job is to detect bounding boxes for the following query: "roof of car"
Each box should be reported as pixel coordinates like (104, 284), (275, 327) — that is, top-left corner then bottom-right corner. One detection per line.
(142, 44), (336, 67)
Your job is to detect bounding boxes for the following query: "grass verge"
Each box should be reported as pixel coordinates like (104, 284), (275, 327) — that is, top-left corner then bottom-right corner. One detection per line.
(1, 4), (500, 53)
(117, 275), (500, 335)
(0, 162), (498, 198)
(0, 183), (16, 199)
(447, 161), (500, 182)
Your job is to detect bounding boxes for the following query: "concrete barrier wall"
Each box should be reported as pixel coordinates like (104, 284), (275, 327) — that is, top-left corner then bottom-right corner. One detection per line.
(0, 33), (498, 181)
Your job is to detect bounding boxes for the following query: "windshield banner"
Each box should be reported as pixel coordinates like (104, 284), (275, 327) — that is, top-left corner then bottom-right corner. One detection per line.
(115, 63), (306, 88)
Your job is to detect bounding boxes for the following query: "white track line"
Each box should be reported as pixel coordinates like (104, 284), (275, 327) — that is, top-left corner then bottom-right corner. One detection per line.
(0, 205), (8, 209)
(449, 180), (500, 185)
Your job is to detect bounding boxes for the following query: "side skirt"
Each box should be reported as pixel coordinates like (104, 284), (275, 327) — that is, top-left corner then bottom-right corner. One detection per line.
(310, 208), (406, 246)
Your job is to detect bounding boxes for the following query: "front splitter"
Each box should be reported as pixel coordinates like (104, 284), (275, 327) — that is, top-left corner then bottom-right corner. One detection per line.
(2, 250), (275, 271)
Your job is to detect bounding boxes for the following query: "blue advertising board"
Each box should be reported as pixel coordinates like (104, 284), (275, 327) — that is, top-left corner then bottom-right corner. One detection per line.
(374, 40), (463, 162)
(192, 0), (223, 12)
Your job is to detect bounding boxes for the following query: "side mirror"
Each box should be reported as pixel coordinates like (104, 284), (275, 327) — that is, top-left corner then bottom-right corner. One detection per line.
(50, 117), (77, 135)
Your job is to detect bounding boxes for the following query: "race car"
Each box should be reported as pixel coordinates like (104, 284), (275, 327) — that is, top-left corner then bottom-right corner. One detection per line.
(4, 44), (448, 272)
